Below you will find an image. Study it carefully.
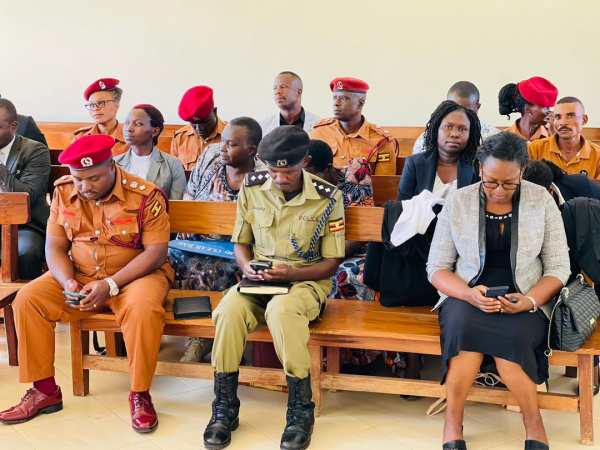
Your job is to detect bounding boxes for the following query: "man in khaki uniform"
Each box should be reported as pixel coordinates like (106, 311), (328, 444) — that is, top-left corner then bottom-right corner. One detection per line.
(310, 77), (399, 175)
(203, 126), (345, 450)
(0, 135), (174, 433)
(171, 86), (227, 170)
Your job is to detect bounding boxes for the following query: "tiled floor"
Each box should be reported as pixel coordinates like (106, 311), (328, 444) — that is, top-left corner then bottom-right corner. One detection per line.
(0, 323), (596, 449)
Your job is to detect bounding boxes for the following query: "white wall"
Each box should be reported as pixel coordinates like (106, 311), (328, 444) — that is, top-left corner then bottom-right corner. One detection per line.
(1, 0), (599, 127)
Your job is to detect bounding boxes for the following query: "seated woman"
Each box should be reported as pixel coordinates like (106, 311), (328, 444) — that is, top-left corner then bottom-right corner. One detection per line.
(428, 132), (570, 449)
(498, 76), (558, 145)
(398, 100), (481, 201)
(115, 104), (187, 200)
(168, 117), (264, 363)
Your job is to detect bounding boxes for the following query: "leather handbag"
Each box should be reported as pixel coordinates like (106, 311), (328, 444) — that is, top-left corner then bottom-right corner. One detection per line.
(545, 274), (600, 355)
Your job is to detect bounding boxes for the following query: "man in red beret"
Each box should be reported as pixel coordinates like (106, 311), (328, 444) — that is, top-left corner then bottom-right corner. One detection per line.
(171, 86), (228, 170)
(0, 135), (174, 433)
(73, 78), (130, 156)
(310, 77), (399, 175)
(529, 97), (600, 179)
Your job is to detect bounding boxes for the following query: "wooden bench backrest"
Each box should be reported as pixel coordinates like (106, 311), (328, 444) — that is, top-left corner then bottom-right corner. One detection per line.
(0, 193), (30, 282)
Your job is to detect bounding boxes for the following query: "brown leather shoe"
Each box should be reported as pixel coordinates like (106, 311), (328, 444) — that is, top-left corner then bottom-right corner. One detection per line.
(0, 387), (63, 424)
(129, 391), (158, 433)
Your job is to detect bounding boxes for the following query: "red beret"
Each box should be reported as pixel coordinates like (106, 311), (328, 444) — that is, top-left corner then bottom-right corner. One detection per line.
(59, 135), (115, 170)
(178, 86), (214, 122)
(84, 78), (120, 101)
(517, 77), (558, 108)
(330, 77), (369, 93)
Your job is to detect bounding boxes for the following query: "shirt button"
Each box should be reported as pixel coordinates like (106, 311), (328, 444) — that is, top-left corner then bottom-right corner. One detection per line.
(122, 230), (127, 235)
(95, 266), (100, 271)
(95, 230), (101, 235)
(341, 156), (346, 160)
(95, 201), (100, 206)
(64, 222), (69, 227)
(344, 136), (348, 140)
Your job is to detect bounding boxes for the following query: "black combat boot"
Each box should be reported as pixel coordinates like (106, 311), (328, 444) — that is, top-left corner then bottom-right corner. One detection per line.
(280, 374), (315, 450)
(443, 440), (467, 449)
(203, 372), (240, 450)
(525, 440), (549, 450)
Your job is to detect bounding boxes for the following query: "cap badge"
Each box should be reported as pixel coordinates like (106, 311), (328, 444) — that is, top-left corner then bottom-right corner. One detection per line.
(337, 81), (343, 90)
(81, 157), (93, 167)
(99, 81), (106, 89)
(276, 159), (288, 167)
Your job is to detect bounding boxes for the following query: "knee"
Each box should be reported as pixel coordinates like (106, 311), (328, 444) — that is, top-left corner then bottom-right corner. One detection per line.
(121, 297), (165, 325)
(13, 282), (42, 315)
(212, 294), (251, 327)
(265, 296), (295, 325)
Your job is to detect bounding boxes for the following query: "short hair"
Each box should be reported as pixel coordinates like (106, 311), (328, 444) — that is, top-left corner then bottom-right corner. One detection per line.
(476, 131), (529, 169)
(229, 117), (262, 147)
(423, 100), (482, 164)
(448, 81), (480, 101)
(132, 104), (164, 145)
(498, 82), (532, 118)
(112, 87), (123, 102)
(522, 160), (554, 190)
(278, 71), (302, 83)
(557, 96), (585, 109)
(0, 98), (17, 124)
(306, 140), (333, 172)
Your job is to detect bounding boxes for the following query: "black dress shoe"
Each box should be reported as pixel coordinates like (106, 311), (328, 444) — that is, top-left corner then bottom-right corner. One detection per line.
(442, 440), (467, 449)
(280, 375), (315, 450)
(204, 372), (240, 450)
(525, 440), (549, 449)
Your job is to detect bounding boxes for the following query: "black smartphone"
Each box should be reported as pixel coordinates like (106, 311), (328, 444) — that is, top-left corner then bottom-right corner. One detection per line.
(63, 291), (87, 305)
(485, 286), (509, 299)
(250, 260), (273, 272)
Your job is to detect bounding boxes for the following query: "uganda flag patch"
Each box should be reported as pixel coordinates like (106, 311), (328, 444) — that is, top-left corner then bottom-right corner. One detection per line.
(377, 152), (390, 162)
(150, 200), (163, 218)
(328, 218), (345, 233)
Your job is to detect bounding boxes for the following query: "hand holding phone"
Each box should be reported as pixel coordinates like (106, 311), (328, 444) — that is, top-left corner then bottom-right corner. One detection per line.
(63, 291), (88, 305)
(485, 286), (509, 299)
(249, 260), (273, 272)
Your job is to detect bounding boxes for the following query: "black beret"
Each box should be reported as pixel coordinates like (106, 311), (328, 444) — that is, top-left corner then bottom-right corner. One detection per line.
(257, 125), (309, 168)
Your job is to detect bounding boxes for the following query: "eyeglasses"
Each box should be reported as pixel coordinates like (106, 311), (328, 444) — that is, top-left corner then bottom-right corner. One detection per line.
(85, 100), (117, 111)
(481, 171), (521, 191)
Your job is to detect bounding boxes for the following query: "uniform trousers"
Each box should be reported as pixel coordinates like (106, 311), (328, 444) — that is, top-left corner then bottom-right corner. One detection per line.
(212, 282), (321, 379)
(13, 270), (170, 392)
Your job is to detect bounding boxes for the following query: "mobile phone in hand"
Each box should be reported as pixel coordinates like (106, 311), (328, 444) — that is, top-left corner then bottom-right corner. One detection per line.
(63, 291), (88, 305)
(485, 286), (509, 299)
(249, 260), (273, 272)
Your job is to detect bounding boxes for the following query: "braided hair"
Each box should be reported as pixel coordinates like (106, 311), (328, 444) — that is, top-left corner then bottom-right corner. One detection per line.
(422, 100), (481, 165)
(132, 104), (164, 145)
(498, 83), (532, 119)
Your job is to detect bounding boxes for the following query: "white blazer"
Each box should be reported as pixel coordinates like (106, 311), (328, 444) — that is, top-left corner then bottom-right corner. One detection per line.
(259, 109), (320, 137)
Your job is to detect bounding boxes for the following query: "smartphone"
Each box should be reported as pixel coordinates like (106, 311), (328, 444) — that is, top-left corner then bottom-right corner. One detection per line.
(250, 260), (273, 272)
(485, 286), (509, 299)
(63, 291), (88, 306)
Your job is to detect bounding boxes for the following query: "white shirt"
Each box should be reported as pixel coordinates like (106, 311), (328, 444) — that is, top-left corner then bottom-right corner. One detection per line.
(432, 174), (457, 199)
(0, 135), (15, 166)
(128, 151), (152, 179)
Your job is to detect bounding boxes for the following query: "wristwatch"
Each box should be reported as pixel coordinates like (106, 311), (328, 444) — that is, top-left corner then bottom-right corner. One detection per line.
(525, 295), (538, 313)
(104, 278), (120, 297)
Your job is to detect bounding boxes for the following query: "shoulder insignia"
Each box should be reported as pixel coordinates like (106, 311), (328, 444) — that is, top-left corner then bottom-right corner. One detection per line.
(173, 125), (190, 136)
(73, 125), (94, 136)
(122, 174), (154, 197)
(369, 123), (391, 138)
(244, 171), (270, 187)
(313, 117), (335, 128)
(312, 179), (338, 199)
(54, 175), (74, 187)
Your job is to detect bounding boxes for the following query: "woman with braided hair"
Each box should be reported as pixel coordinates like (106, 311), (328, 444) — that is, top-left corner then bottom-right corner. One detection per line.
(498, 76), (558, 144)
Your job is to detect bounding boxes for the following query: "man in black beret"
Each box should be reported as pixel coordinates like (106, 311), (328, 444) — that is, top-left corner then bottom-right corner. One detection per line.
(203, 126), (345, 450)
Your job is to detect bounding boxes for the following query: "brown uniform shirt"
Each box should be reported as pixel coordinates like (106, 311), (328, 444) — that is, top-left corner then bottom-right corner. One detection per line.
(47, 166), (173, 281)
(506, 119), (549, 144)
(528, 134), (600, 179)
(309, 117), (399, 175)
(72, 123), (130, 157)
(170, 117), (228, 171)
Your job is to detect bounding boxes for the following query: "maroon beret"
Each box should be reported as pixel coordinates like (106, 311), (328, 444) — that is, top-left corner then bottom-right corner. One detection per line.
(59, 135), (115, 170)
(517, 77), (558, 108)
(330, 77), (369, 93)
(178, 86), (214, 122)
(84, 78), (120, 101)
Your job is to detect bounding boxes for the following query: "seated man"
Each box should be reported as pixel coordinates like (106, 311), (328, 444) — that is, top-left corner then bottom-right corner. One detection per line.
(310, 77), (399, 175)
(528, 97), (600, 179)
(0, 94), (46, 145)
(412, 81), (499, 154)
(203, 126), (345, 450)
(259, 71), (320, 136)
(171, 86), (227, 170)
(0, 135), (174, 433)
(0, 98), (51, 280)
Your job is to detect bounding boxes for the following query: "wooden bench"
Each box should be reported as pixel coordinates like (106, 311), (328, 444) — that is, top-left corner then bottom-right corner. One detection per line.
(68, 201), (600, 446)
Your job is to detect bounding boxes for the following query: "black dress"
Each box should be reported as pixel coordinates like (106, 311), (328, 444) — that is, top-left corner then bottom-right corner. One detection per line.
(438, 211), (550, 385)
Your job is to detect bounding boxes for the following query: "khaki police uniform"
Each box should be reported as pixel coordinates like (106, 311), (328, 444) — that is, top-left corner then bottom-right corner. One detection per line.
(73, 123), (130, 157)
(13, 166), (174, 391)
(211, 170), (345, 379)
(170, 117), (228, 171)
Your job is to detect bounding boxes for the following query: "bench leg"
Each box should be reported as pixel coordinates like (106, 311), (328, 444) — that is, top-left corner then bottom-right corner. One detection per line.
(309, 345), (323, 418)
(326, 347), (340, 393)
(578, 354), (594, 445)
(71, 321), (89, 397)
(105, 332), (125, 357)
(4, 304), (18, 367)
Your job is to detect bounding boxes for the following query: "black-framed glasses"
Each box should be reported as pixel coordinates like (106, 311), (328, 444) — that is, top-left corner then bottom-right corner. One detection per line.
(85, 100), (117, 111)
(481, 171), (521, 191)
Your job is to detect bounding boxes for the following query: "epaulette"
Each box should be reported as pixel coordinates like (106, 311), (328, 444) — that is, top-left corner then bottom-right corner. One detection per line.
(369, 123), (393, 139)
(120, 174), (155, 197)
(244, 171), (270, 187)
(312, 178), (338, 199)
(173, 124), (190, 137)
(313, 117), (335, 128)
(73, 125), (94, 136)
(54, 175), (74, 187)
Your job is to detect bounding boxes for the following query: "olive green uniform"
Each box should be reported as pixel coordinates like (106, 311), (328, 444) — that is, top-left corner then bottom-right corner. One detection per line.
(211, 170), (345, 378)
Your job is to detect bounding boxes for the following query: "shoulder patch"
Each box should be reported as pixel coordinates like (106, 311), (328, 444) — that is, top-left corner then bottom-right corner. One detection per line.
(312, 179), (338, 199)
(244, 171), (270, 187)
(313, 117), (335, 128)
(54, 175), (74, 187)
(73, 125), (94, 136)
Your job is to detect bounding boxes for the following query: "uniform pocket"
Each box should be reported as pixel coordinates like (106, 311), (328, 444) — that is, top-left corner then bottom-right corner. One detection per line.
(108, 216), (140, 244)
(247, 211), (275, 254)
(57, 213), (81, 240)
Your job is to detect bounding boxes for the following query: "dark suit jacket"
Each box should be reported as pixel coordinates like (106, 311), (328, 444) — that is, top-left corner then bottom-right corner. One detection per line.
(555, 174), (600, 202)
(397, 151), (479, 200)
(0, 135), (51, 234)
(17, 114), (47, 147)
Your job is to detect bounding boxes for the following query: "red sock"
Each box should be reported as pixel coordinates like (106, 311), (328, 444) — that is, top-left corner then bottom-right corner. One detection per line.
(33, 377), (57, 395)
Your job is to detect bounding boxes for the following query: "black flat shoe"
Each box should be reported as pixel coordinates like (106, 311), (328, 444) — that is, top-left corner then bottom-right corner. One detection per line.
(442, 440), (466, 449)
(525, 440), (549, 449)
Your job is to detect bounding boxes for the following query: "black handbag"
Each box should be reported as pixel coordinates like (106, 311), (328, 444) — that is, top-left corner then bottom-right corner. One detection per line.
(545, 274), (600, 355)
